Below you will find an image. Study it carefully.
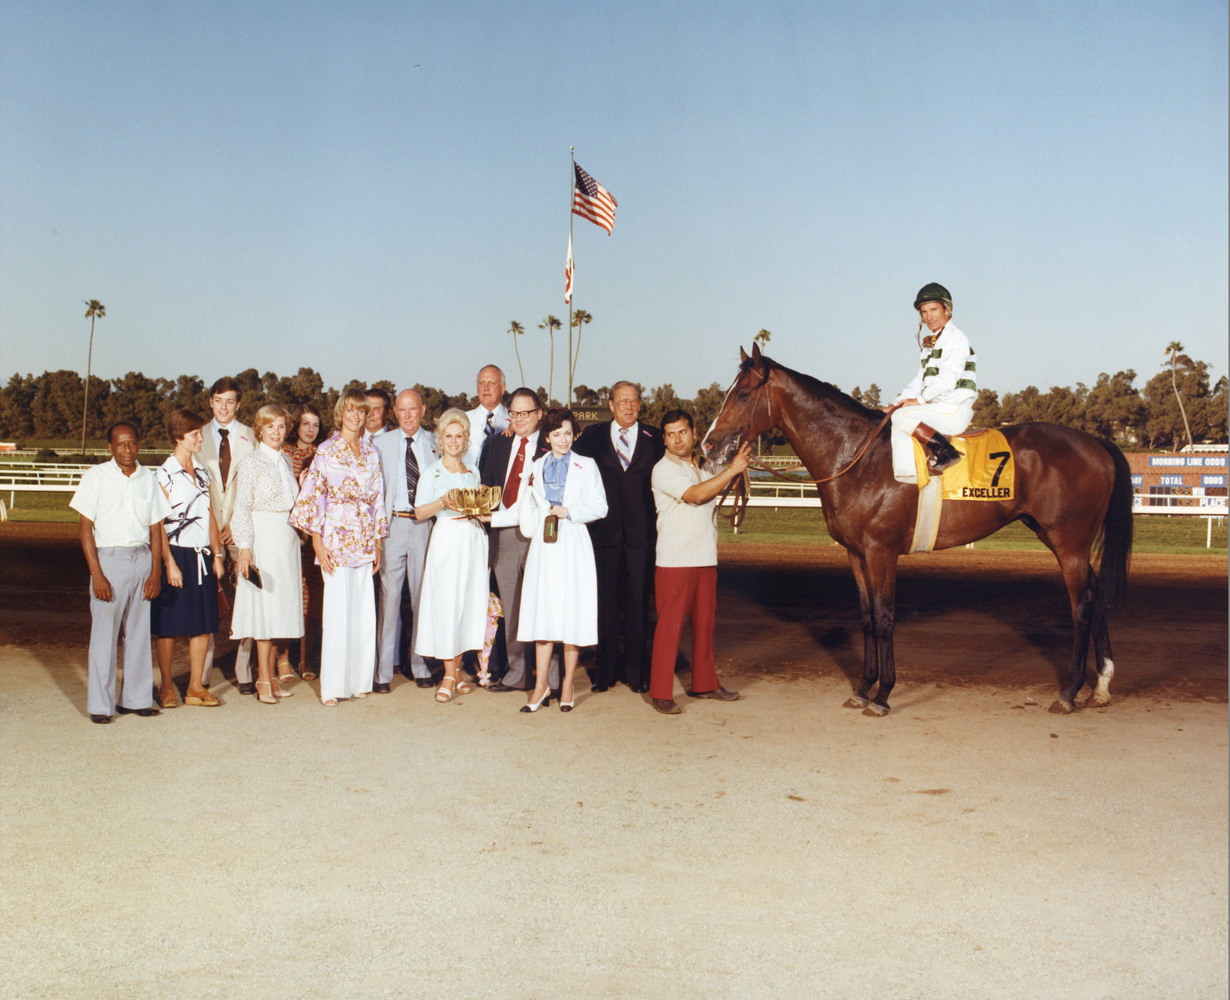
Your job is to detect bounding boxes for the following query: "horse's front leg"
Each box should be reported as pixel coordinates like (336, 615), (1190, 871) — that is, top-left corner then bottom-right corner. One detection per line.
(863, 548), (900, 717)
(842, 551), (878, 709)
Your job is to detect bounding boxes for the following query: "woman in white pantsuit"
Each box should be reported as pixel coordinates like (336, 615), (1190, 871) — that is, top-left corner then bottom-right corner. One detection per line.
(290, 389), (388, 706)
(413, 408), (491, 703)
(516, 407), (608, 714)
(231, 405), (305, 704)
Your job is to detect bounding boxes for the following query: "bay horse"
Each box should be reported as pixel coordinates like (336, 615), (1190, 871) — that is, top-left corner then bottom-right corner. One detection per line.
(701, 344), (1133, 716)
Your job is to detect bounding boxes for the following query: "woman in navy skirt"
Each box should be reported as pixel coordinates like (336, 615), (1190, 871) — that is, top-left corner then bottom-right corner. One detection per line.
(151, 408), (226, 707)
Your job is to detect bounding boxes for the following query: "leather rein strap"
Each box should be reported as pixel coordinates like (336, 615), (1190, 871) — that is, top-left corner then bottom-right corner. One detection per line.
(714, 397), (900, 527)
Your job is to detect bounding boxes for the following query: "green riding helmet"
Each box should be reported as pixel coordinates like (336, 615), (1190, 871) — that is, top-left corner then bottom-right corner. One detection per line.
(914, 282), (953, 312)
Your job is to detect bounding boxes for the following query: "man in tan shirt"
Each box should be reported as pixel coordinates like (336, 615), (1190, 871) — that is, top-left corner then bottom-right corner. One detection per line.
(648, 409), (750, 715)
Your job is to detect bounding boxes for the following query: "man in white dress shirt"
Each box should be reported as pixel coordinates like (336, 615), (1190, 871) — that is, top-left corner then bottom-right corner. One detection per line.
(70, 421), (171, 723)
(364, 387), (393, 445)
(374, 389), (438, 692)
(463, 364), (510, 471)
(198, 377), (256, 692)
(478, 388), (551, 692)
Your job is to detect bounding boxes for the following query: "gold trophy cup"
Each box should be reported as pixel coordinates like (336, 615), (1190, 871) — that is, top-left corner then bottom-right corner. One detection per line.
(445, 485), (502, 516)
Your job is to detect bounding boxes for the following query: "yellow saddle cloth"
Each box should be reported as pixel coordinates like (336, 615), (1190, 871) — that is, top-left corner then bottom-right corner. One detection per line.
(913, 428), (1015, 500)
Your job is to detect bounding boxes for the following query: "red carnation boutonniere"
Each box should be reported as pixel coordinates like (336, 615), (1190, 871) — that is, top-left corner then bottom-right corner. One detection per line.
(641, 429), (653, 439)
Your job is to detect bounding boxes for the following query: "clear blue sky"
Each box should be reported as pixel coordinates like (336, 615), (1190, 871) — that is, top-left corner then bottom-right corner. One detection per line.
(1, 1), (1226, 403)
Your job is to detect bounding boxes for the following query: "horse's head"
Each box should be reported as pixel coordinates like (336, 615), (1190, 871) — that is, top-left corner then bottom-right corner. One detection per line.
(700, 343), (775, 465)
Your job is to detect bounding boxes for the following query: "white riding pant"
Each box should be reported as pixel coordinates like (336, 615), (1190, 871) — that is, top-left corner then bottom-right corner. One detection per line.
(890, 399), (974, 483)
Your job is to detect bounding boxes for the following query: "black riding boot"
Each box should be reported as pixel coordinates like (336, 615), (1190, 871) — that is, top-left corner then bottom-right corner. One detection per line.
(912, 423), (962, 473)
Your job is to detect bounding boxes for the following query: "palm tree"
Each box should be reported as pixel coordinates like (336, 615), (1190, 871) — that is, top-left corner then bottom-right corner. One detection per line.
(81, 299), (105, 454)
(1166, 340), (1194, 452)
(754, 328), (771, 350)
(508, 321), (525, 385)
(539, 315), (562, 402)
(569, 309), (592, 403)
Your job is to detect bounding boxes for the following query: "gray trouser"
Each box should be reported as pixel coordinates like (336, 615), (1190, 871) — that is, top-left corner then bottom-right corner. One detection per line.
(490, 525), (558, 690)
(201, 541), (252, 685)
(377, 514), (432, 682)
(87, 545), (155, 716)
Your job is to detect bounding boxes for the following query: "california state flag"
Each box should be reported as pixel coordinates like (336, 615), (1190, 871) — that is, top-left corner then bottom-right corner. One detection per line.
(564, 234), (573, 305)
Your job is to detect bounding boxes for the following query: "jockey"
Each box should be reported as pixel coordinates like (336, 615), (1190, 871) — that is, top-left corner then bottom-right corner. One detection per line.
(885, 283), (977, 483)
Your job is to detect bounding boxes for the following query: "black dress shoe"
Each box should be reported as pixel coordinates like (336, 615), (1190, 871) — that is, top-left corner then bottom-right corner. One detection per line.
(630, 682), (650, 694)
(237, 682), (256, 696)
(90, 714), (112, 724)
(487, 682), (522, 692)
(653, 699), (682, 715)
(591, 683), (610, 694)
(414, 677), (435, 688)
(373, 682), (391, 694)
(116, 705), (161, 717)
(688, 685), (740, 701)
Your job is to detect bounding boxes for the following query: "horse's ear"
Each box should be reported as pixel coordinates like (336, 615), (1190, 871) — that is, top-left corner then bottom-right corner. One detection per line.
(739, 346), (749, 363)
(751, 341), (763, 365)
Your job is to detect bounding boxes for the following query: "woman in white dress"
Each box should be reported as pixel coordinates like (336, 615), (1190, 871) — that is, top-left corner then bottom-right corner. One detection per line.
(414, 408), (491, 704)
(231, 404), (305, 705)
(516, 407), (608, 713)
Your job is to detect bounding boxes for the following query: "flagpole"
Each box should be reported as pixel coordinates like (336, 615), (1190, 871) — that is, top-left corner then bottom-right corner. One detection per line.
(567, 146), (576, 406)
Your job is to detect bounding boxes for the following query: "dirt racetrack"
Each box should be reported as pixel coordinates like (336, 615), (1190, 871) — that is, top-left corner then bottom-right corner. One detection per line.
(1, 522), (1226, 999)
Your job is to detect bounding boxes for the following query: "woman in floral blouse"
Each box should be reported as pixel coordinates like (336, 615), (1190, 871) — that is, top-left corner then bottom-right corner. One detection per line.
(290, 388), (388, 706)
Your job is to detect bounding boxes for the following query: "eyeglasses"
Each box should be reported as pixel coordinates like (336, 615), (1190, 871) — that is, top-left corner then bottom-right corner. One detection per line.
(509, 408), (540, 418)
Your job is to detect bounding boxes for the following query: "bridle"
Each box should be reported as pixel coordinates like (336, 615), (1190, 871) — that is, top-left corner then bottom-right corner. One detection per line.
(712, 365), (900, 527)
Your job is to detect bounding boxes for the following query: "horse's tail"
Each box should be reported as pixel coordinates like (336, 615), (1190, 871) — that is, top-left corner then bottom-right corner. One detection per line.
(1093, 438), (1133, 616)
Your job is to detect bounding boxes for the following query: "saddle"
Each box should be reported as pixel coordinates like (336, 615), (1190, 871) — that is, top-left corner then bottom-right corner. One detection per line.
(910, 429), (1015, 554)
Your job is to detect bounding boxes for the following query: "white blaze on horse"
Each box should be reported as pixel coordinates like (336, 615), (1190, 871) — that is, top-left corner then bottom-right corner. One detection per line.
(701, 344), (1132, 716)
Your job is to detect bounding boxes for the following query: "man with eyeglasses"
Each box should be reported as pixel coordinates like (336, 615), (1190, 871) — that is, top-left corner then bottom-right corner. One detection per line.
(479, 388), (550, 692)
(463, 364), (510, 471)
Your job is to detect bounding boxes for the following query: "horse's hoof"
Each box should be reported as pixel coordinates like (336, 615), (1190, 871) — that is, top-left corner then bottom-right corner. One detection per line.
(862, 703), (890, 718)
(843, 696), (869, 710)
(1048, 699), (1075, 715)
(1087, 692), (1112, 708)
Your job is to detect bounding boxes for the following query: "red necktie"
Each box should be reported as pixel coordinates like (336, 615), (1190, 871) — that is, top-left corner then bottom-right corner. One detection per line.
(503, 436), (528, 507)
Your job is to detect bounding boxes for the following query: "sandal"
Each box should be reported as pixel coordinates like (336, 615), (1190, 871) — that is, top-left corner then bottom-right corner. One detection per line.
(277, 664), (295, 684)
(183, 689), (220, 707)
(158, 685), (178, 709)
(298, 664), (317, 682)
(270, 677), (293, 699)
(435, 676), (457, 703)
(255, 680), (277, 705)
(455, 676), (473, 695)
(321, 697), (338, 707)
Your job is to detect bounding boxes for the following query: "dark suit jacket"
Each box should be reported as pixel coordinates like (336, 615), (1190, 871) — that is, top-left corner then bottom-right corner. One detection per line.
(478, 432), (548, 493)
(573, 420), (665, 549)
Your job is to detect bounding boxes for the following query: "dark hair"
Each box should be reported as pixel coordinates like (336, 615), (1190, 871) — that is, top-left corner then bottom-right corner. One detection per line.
(288, 402), (322, 445)
(209, 376), (242, 399)
(365, 387), (391, 409)
(540, 406), (578, 440)
(166, 408), (206, 447)
(106, 421), (139, 445)
(660, 409), (694, 432)
(508, 387), (542, 411)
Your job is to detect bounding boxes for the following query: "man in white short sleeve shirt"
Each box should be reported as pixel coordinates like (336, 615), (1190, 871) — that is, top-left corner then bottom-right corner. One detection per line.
(70, 421), (172, 724)
(647, 409), (750, 715)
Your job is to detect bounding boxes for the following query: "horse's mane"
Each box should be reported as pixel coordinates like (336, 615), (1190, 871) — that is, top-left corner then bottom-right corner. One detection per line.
(741, 354), (883, 421)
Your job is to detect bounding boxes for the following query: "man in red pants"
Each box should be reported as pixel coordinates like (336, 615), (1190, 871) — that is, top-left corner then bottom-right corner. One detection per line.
(648, 409), (751, 715)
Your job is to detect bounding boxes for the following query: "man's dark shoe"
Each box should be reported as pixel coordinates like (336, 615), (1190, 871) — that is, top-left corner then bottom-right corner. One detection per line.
(373, 682), (391, 694)
(653, 699), (682, 715)
(116, 705), (161, 717)
(414, 677), (435, 689)
(237, 682), (256, 696)
(487, 682), (522, 693)
(631, 682), (650, 694)
(688, 686), (740, 701)
(90, 714), (113, 724)
(591, 684), (610, 694)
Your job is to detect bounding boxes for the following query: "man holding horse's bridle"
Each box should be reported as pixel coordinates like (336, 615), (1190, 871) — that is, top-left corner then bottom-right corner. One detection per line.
(883, 282), (978, 483)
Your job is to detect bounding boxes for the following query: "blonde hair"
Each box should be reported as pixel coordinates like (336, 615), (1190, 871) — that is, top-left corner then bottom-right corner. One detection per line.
(252, 403), (290, 444)
(434, 407), (471, 453)
(333, 387), (371, 428)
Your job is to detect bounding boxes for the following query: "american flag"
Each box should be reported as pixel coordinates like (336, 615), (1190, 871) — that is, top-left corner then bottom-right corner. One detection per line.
(564, 233), (574, 304)
(572, 163), (617, 234)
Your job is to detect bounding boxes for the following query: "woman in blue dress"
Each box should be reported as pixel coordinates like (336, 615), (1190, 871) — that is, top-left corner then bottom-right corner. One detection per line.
(413, 408), (491, 703)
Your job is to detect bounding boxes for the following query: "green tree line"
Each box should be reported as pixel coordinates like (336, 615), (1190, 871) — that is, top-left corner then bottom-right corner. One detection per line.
(1, 351), (1225, 451)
